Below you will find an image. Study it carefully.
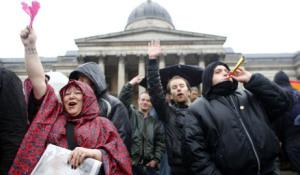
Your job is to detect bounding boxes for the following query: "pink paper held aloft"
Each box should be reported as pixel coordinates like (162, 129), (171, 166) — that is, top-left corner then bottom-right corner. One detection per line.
(21, 1), (40, 28)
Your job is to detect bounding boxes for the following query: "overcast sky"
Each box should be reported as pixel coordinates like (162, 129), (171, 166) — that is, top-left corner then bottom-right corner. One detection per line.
(0, 0), (299, 58)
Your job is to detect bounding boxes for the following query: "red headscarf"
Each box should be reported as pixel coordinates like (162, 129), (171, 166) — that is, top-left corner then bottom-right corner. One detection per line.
(9, 80), (132, 175)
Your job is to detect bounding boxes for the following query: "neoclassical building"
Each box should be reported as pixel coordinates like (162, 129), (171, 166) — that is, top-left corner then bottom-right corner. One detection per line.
(1, 0), (299, 96)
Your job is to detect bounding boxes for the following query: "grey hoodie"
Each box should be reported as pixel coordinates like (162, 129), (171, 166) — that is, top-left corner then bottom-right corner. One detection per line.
(69, 62), (131, 150)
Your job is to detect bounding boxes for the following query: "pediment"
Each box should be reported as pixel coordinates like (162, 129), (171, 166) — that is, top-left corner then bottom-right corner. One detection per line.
(75, 27), (226, 45)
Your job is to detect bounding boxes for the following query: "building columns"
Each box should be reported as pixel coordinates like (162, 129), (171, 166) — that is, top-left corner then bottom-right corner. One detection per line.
(98, 56), (105, 73)
(179, 54), (185, 65)
(198, 54), (205, 68)
(159, 55), (165, 69)
(118, 56), (125, 94)
(138, 55), (145, 92)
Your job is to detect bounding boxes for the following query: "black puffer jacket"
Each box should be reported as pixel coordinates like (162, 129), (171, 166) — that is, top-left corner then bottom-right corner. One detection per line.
(184, 62), (292, 175)
(147, 59), (190, 175)
(0, 68), (27, 175)
(69, 62), (132, 150)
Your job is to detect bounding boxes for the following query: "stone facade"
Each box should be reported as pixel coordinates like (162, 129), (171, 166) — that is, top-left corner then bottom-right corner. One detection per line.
(0, 1), (299, 96)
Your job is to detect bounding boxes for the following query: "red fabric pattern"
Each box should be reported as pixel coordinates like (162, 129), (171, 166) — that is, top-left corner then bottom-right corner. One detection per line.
(23, 78), (32, 105)
(9, 80), (132, 175)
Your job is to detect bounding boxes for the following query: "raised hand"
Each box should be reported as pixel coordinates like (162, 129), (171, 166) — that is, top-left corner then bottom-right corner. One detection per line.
(129, 75), (144, 86)
(20, 26), (46, 99)
(20, 27), (37, 48)
(148, 40), (162, 59)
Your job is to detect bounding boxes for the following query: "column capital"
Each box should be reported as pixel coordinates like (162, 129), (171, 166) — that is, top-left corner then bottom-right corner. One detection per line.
(176, 52), (186, 57)
(137, 53), (147, 57)
(95, 53), (106, 57)
(138, 54), (146, 59)
(119, 56), (125, 63)
(117, 53), (127, 58)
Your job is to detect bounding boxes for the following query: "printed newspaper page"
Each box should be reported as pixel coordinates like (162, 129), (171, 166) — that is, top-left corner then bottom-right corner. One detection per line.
(31, 144), (102, 175)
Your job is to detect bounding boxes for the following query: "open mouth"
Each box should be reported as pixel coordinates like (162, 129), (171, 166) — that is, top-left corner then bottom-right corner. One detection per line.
(177, 93), (184, 97)
(68, 102), (77, 107)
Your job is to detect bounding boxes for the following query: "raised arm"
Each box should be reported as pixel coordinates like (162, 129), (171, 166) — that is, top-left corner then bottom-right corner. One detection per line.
(118, 75), (143, 109)
(232, 67), (292, 118)
(147, 40), (169, 122)
(20, 27), (46, 99)
(244, 73), (292, 119)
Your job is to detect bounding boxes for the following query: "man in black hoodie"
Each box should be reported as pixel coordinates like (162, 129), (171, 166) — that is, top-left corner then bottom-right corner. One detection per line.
(0, 68), (27, 175)
(273, 71), (300, 174)
(69, 62), (131, 151)
(147, 40), (192, 174)
(183, 61), (292, 175)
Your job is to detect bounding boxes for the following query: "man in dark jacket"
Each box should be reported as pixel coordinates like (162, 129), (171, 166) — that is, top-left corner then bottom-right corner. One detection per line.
(147, 40), (192, 174)
(69, 62), (131, 151)
(183, 61), (292, 175)
(0, 68), (27, 175)
(273, 71), (300, 173)
(119, 75), (165, 175)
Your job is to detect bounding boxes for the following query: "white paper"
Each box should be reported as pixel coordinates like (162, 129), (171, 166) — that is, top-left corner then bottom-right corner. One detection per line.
(31, 144), (102, 175)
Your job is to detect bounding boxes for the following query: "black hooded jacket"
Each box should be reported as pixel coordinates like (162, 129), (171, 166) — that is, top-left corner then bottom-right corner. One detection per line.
(0, 68), (27, 174)
(183, 62), (292, 175)
(147, 59), (190, 175)
(69, 62), (131, 150)
(274, 71), (292, 87)
(273, 71), (300, 173)
(273, 71), (300, 143)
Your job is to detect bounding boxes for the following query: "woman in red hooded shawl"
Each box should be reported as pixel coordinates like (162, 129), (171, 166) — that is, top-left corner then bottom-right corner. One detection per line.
(9, 27), (132, 175)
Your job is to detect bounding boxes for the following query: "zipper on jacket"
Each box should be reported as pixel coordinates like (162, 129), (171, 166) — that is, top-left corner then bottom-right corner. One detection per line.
(229, 96), (261, 174)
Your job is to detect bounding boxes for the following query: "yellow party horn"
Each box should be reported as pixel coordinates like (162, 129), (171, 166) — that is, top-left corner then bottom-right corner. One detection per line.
(229, 56), (245, 77)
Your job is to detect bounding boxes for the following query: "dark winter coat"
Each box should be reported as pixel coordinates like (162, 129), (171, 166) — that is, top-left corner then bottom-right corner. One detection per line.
(273, 71), (300, 173)
(147, 59), (190, 175)
(119, 83), (165, 166)
(0, 68), (27, 175)
(69, 62), (132, 151)
(184, 62), (292, 175)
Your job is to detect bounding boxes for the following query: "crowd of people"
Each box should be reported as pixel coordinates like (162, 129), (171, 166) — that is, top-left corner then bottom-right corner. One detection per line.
(0, 27), (299, 175)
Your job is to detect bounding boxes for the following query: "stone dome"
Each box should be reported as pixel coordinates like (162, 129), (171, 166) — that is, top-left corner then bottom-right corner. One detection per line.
(125, 0), (174, 30)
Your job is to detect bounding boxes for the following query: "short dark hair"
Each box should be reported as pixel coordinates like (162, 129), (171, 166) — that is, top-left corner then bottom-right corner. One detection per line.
(166, 76), (191, 94)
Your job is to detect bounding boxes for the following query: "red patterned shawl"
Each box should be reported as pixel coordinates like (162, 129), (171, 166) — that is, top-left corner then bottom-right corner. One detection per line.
(9, 80), (132, 175)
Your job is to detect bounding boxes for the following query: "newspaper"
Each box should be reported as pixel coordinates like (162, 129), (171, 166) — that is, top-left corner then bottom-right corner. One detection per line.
(31, 144), (102, 175)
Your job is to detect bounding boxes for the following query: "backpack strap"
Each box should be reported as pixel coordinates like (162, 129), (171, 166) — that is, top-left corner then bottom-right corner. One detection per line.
(101, 98), (112, 117)
(66, 122), (78, 150)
